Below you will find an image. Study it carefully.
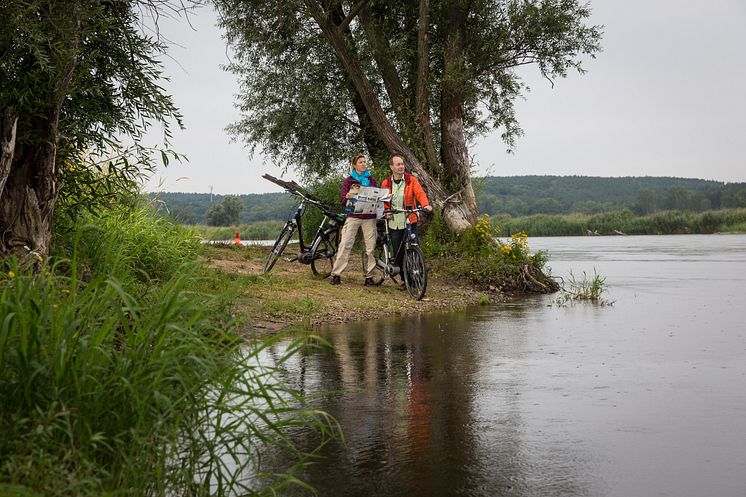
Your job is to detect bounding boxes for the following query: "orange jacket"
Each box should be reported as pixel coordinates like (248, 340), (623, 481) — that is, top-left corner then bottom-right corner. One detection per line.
(380, 173), (430, 224)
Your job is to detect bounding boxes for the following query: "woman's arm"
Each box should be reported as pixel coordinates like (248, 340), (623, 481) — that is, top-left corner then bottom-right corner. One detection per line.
(340, 178), (351, 206)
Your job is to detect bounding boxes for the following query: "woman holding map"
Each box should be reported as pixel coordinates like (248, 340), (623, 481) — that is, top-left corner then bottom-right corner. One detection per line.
(329, 154), (380, 286)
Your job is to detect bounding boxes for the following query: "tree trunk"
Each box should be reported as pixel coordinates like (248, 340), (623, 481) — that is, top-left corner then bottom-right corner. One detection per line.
(440, 0), (478, 225)
(415, 0), (439, 173)
(1, 108), (17, 197)
(304, 0), (474, 232)
(0, 116), (61, 261)
(331, 5), (388, 159)
(0, 2), (80, 261)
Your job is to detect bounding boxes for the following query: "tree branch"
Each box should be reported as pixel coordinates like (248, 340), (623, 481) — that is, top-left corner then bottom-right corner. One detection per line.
(358, 7), (410, 128)
(337, 0), (369, 33)
(415, 0), (438, 172)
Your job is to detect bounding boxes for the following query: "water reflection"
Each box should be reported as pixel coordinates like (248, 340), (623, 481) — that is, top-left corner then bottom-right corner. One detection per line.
(303, 314), (483, 497)
(264, 309), (597, 497)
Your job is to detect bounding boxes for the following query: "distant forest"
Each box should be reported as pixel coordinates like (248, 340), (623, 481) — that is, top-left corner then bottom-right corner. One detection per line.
(149, 176), (746, 225)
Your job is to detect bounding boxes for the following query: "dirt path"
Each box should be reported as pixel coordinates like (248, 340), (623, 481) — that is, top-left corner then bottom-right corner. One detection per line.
(203, 244), (504, 335)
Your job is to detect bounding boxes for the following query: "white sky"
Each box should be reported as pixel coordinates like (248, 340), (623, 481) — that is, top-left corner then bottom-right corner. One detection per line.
(143, 0), (746, 194)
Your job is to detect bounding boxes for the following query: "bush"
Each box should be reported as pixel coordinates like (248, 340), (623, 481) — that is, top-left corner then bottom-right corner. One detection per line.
(423, 213), (551, 289)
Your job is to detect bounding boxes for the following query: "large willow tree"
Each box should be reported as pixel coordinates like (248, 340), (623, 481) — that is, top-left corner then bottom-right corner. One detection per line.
(0, 0), (190, 260)
(216, 0), (602, 231)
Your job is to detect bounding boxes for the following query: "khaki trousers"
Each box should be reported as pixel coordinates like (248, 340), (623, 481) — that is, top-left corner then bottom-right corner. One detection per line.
(331, 217), (377, 278)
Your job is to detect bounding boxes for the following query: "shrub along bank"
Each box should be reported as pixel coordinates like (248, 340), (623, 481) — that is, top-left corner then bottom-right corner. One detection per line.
(422, 212), (558, 294)
(494, 208), (746, 237)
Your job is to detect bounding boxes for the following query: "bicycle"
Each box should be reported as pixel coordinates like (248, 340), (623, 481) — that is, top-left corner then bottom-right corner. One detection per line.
(364, 207), (428, 300)
(262, 174), (344, 277)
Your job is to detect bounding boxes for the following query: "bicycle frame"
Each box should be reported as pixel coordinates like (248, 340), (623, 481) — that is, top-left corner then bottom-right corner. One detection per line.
(279, 197), (338, 257)
(262, 180), (343, 276)
(283, 199), (310, 256)
(372, 207), (424, 278)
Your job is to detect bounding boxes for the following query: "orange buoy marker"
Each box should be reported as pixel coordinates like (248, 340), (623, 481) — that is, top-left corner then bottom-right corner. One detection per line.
(234, 231), (241, 245)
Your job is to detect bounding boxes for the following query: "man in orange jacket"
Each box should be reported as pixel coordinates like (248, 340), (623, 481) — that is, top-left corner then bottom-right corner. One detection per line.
(379, 154), (433, 277)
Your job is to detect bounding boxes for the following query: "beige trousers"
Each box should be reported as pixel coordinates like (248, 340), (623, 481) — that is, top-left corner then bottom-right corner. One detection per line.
(331, 217), (377, 278)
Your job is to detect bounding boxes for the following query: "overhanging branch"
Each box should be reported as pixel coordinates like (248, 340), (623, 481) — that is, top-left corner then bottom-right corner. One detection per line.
(337, 0), (369, 32)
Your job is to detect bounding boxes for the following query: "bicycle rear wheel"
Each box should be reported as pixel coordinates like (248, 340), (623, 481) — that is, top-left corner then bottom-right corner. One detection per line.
(263, 222), (295, 274)
(362, 242), (385, 286)
(310, 227), (339, 278)
(403, 246), (427, 300)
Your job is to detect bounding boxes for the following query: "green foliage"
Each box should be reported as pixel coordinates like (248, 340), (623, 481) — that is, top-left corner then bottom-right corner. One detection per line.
(423, 213), (545, 287)
(197, 221), (285, 241)
(478, 176), (746, 217)
(214, 0), (359, 177)
(148, 191), (297, 225)
(300, 176), (347, 242)
(1, 208), (338, 496)
(497, 208), (746, 236)
(206, 195), (245, 226)
(215, 0), (601, 176)
(1, 0), (185, 209)
(52, 203), (201, 289)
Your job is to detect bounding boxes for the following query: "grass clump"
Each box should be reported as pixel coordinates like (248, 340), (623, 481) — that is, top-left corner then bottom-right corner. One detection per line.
(0, 204), (337, 496)
(553, 269), (613, 306)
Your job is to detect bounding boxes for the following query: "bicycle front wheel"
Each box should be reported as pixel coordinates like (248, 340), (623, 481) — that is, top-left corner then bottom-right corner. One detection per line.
(310, 227), (339, 278)
(263, 222), (295, 274)
(403, 246), (427, 300)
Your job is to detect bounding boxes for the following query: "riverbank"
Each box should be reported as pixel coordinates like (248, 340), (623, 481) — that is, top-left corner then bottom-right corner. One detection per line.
(201, 243), (505, 335)
(495, 207), (746, 236)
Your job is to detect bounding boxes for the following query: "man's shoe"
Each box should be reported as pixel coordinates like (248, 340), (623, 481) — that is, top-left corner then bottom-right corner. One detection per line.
(329, 275), (341, 285)
(363, 277), (375, 287)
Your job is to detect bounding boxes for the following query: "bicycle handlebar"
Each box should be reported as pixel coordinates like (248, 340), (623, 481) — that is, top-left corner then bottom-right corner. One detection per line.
(384, 207), (429, 215)
(262, 174), (344, 221)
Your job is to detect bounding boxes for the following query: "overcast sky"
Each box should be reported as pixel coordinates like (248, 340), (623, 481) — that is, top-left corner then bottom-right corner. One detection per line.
(143, 0), (746, 194)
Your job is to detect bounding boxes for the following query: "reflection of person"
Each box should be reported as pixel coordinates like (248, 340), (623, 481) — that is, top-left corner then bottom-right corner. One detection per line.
(379, 154), (432, 276)
(330, 154), (379, 286)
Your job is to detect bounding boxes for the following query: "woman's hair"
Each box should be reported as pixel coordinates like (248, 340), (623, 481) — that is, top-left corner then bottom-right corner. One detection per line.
(351, 154), (366, 168)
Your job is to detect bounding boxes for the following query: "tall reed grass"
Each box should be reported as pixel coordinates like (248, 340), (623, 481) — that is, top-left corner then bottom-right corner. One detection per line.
(1, 205), (336, 496)
(553, 269), (613, 306)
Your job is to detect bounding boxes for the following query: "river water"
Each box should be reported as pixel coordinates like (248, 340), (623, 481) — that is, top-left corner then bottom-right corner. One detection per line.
(263, 234), (746, 497)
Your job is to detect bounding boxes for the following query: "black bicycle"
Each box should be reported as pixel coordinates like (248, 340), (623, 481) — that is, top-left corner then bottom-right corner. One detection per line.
(364, 207), (428, 300)
(262, 174), (344, 277)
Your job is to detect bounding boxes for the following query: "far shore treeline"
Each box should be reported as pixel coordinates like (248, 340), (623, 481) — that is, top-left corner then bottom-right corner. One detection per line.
(150, 175), (746, 236)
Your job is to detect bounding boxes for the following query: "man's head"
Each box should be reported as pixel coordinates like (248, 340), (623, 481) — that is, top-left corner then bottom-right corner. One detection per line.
(389, 154), (405, 178)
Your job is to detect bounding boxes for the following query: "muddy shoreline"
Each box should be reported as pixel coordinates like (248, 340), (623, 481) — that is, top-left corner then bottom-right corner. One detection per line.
(203, 245), (509, 335)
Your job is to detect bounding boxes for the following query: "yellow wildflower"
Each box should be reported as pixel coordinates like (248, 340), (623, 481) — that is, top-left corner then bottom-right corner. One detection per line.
(8, 271), (15, 279)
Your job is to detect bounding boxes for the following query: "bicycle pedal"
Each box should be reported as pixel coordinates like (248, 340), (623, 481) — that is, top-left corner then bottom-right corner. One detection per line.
(284, 256), (298, 262)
